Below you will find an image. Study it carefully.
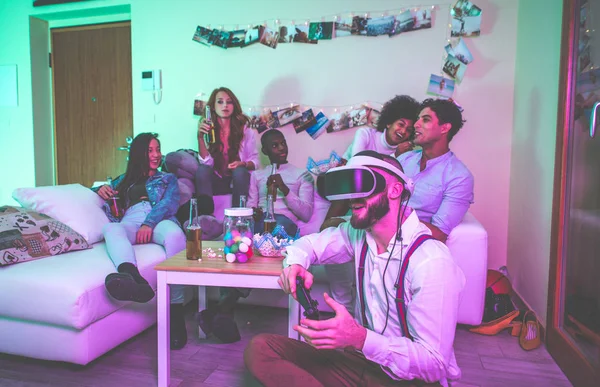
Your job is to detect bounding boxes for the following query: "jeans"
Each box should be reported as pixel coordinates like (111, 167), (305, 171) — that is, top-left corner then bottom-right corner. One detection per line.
(195, 164), (250, 208)
(164, 150), (250, 207)
(102, 201), (186, 303)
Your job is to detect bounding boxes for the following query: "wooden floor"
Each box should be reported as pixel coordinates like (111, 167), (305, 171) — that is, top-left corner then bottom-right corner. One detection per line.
(0, 303), (572, 387)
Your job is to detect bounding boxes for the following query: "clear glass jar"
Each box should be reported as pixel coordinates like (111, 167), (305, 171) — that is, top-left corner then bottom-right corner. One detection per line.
(223, 207), (254, 263)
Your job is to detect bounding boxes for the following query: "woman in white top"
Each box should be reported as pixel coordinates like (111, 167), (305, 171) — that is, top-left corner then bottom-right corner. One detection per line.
(342, 94), (421, 161)
(165, 87), (259, 218)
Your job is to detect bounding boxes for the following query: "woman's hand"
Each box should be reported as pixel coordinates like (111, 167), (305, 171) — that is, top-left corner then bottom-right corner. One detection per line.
(395, 141), (414, 157)
(136, 225), (153, 244)
(97, 184), (117, 200)
(227, 161), (246, 169)
(197, 119), (211, 150)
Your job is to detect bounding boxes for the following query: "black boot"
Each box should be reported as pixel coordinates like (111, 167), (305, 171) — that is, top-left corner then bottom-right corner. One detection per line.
(170, 303), (188, 350)
(211, 289), (242, 343)
(105, 263), (155, 303)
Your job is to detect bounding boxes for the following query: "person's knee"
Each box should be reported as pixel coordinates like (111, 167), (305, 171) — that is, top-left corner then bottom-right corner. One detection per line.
(102, 222), (121, 236)
(244, 333), (275, 368)
(195, 164), (213, 180)
(232, 166), (250, 181)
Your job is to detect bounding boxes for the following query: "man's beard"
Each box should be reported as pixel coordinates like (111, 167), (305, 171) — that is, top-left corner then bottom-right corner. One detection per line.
(350, 192), (390, 229)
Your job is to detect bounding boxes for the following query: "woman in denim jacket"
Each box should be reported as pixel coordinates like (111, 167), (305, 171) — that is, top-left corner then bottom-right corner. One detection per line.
(94, 133), (188, 349)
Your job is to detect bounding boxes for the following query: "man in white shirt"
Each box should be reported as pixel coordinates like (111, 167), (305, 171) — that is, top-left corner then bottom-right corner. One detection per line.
(245, 151), (465, 387)
(248, 129), (315, 236)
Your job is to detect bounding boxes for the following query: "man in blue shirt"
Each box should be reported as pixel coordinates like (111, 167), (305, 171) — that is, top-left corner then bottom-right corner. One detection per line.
(397, 98), (474, 242)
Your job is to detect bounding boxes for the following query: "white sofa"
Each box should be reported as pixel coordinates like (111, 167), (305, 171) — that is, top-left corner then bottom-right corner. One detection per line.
(0, 185), (184, 365)
(0, 171), (487, 366)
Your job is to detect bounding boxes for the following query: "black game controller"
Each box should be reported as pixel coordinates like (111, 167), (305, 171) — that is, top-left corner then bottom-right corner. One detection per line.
(296, 276), (319, 320)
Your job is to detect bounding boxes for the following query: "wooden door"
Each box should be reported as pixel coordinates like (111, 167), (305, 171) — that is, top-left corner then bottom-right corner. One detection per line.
(51, 22), (132, 186)
(548, 0), (600, 385)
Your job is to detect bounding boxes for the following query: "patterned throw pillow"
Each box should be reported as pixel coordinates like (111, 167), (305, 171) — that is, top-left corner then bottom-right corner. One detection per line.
(0, 206), (90, 267)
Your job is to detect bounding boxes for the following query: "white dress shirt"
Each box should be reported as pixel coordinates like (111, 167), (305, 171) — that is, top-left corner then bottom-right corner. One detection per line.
(343, 127), (396, 160)
(247, 163), (315, 223)
(284, 210), (465, 386)
(198, 125), (260, 169)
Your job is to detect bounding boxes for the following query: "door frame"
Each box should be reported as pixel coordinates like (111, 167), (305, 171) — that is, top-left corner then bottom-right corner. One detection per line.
(29, 4), (131, 187)
(547, 0), (599, 385)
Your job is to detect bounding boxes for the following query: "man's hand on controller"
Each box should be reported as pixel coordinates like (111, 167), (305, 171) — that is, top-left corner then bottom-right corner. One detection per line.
(278, 264), (313, 301)
(294, 293), (367, 351)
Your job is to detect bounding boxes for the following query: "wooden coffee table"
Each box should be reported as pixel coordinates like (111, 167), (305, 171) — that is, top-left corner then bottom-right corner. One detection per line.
(154, 241), (301, 387)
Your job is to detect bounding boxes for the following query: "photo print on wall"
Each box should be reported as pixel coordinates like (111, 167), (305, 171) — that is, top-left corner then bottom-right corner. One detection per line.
(309, 22), (334, 40)
(366, 15), (395, 36)
(427, 74), (455, 99)
(305, 112), (332, 139)
(445, 38), (473, 65)
(451, 0), (482, 37)
(260, 26), (279, 49)
(443, 54), (466, 82)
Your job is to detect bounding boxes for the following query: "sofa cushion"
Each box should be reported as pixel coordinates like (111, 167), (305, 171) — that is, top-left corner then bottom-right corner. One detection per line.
(0, 206), (90, 266)
(0, 241), (166, 329)
(12, 184), (110, 244)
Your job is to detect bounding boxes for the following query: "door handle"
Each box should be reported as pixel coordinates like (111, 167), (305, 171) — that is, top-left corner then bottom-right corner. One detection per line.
(590, 102), (599, 138)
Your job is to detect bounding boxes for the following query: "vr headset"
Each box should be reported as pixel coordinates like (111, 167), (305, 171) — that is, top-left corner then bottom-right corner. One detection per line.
(323, 151), (414, 201)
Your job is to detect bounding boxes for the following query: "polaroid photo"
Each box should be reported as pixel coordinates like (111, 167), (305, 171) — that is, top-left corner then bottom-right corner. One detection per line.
(309, 22), (334, 40)
(351, 16), (369, 35)
(334, 18), (353, 38)
(305, 112), (332, 140)
(443, 54), (467, 82)
(249, 110), (276, 133)
(272, 105), (302, 127)
(293, 25), (318, 43)
(260, 27), (279, 49)
(244, 25), (262, 46)
(278, 25), (296, 43)
(292, 109), (317, 133)
(389, 10), (413, 37)
(212, 30), (232, 49)
(193, 99), (207, 116)
(229, 29), (247, 48)
(452, 0), (481, 18)
(192, 26), (213, 46)
(366, 16), (395, 36)
(327, 111), (351, 133)
(448, 38), (473, 65)
(348, 106), (369, 128)
(427, 74), (455, 99)
(365, 107), (381, 127)
(412, 8), (432, 30)
(451, 15), (481, 37)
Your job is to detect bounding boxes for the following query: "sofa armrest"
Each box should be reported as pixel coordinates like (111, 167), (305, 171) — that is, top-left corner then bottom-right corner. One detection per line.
(447, 212), (488, 326)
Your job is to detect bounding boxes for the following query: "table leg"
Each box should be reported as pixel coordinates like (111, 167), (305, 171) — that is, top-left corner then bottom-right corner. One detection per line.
(157, 272), (170, 387)
(288, 295), (301, 340)
(197, 285), (207, 339)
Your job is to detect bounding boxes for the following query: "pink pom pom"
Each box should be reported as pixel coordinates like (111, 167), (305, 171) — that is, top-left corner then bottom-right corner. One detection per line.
(236, 252), (248, 263)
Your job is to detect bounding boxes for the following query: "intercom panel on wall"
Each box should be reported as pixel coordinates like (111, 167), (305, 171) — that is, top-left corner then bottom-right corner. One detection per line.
(141, 70), (162, 91)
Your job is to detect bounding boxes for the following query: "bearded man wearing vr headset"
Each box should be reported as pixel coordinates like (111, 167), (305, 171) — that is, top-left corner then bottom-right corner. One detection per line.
(245, 151), (465, 387)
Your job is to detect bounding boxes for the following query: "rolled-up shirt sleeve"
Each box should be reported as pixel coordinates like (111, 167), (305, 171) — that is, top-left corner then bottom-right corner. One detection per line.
(240, 126), (260, 169)
(197, 152), (214, 167)
(361, 256), (465, 384)
(284, 222), (356, 269)
(284, 171), (314, 223)
(430, 172), (474, 235)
